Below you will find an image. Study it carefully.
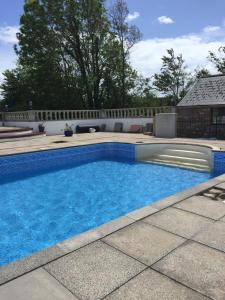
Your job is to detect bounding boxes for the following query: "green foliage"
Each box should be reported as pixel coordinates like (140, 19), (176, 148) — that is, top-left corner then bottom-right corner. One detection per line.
(194, 68), (211, 79)
(1, 0), (157, 110)
(208, 47), (225, 74)
(153, 49), (191, 105)
(110, 0), (141, 107)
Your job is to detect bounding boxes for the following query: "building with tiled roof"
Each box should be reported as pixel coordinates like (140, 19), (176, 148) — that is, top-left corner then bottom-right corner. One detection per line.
(177, 74), (225, 139)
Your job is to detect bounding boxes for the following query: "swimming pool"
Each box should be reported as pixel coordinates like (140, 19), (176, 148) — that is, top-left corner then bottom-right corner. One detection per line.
(0, 143), (213, 266)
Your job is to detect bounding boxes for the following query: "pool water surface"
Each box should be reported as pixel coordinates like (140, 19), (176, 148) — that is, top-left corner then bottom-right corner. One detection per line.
(0, 157), (212, 267)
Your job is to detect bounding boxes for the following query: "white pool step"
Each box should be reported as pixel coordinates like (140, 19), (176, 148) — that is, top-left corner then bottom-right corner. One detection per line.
(163, 149), (209, 159)
(139, 146), (211, 171)
(157, 154), (209, 166)
(144, 158), (210, 172)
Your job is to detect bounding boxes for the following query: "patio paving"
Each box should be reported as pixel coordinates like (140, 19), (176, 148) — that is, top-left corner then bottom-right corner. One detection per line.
(103, 221), (185, 265)
(105, 269), (209, 300)
(174, 195), (225, 220)
(1, 133), (225, 299)
(0, 132), (225, 156)
(0, 269), (78, 300)
(193, 221), (225, 252)
(44, 241), (146, 300)
(153, 241), (225, 300)
(143, 207), (214, 239)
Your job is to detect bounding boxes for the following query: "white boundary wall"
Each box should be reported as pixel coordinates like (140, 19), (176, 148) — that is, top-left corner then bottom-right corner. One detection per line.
(4, 117), (153, 135)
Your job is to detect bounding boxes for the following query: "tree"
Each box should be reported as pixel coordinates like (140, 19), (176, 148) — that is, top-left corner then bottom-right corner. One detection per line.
(194, 67), (211, 79)
(14, 0), (69, 109)
(110, 0), (141, 107)
(153, 49), (190, 105)
(209, 47), (225, 74)
(130, 75), (160, 107)
(1, 0), (155, 110)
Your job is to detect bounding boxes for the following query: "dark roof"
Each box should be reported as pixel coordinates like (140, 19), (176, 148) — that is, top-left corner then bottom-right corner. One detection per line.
(177, 74), (225, 107)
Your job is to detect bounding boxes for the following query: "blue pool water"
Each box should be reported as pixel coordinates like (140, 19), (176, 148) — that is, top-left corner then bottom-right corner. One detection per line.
(0, 144), (213, 266)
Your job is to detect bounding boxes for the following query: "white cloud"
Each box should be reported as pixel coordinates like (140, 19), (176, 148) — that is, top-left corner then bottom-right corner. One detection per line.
(130, 23), (225, 77)
(126, 12), (140, 22)
(0, 26), (19, 44)
(158, 16), (174, 24)
(0, 46), (17, 77)
(203, 26), (221, 33)
(0, 26), (18, 89)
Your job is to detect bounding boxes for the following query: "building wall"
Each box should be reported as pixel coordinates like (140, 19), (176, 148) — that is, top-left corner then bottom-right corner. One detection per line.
(177, 106), (225, 139)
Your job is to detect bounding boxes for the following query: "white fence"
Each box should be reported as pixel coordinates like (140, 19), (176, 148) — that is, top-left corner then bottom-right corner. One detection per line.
(2, 106), (174, 122)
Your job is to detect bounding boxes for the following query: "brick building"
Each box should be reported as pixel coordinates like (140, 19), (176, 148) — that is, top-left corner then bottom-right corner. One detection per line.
(177, 74), (225, 139)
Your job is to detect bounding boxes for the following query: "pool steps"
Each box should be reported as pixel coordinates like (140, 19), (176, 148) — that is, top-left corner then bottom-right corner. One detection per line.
(0, 127), (45, 140)
(136, 144), (212, 172)
(143, 158), (210, 172)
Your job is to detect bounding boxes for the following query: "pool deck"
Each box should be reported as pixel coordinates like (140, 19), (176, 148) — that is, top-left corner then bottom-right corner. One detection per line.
(1, 133), (225, 299)
(0, 132), (225, 155)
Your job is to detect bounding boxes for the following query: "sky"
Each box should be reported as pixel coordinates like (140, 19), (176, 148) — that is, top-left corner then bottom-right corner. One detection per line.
(0, 0), (225, 82)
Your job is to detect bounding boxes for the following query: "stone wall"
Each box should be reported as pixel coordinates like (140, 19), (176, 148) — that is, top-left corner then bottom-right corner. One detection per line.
(177, 106), (225, 139)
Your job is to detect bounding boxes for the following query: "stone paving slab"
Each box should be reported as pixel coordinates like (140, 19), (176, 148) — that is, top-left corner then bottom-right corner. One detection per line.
(105, 269), (209, 300)
(174, 196), (225, 220)
(0, 244), (66, 285)
(215, 182), (225, 190)
(44, 241), (146, 300)
(0, 268), (78, 300)
(58, 216), (134, 253)
(126, 205), (159, 220)
(103, 221), (185, 265)
(143, 207), (214, 239)
(153, 241), (225, 300)
(193, 221), (225, 252)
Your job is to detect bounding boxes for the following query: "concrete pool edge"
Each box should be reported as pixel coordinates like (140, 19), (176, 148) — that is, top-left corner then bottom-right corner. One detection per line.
(1, 172), (225, 286)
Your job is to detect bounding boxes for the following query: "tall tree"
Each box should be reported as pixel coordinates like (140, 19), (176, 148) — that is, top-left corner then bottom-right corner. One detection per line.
(153, 49), (190, 105)
(14, 0), (69, 109)
(209, 47), (225, 74)
(1, 0), (149, 110)
(110, 0), (141, 107)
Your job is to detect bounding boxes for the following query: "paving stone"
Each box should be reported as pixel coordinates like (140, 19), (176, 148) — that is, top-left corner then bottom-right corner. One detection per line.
(217, 193), (225, 201)
(208, 188), (223, 195)
(96, 215), (135, 236)
(0, 244), (66, 285)
(215, 182), (225, 190)
(0, 268), (78, 300)
(105, 269), (209, 300)
(58, 228), (102, 254)
(144, 207), (213, 239)
(202, 193), (217, 199)
(103, 221), (185, 265)
(44, 241), (145, 300)
(193, 221), (225, 252)
(153, 241), (225, 300)
(174, 195), (225, 220)
(127, 205), (159, 220)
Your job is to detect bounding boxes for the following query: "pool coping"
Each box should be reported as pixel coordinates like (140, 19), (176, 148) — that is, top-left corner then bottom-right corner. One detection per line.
(1, 170), (225, 286)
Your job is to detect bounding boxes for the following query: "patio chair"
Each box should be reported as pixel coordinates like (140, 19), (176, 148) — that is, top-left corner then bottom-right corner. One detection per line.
(144, 123), (153, 135)
(129, 124), (144, 133)
(114, 122), (123, 132)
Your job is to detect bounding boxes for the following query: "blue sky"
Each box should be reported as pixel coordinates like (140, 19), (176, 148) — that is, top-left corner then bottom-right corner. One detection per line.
(0, 0), (225, 80)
